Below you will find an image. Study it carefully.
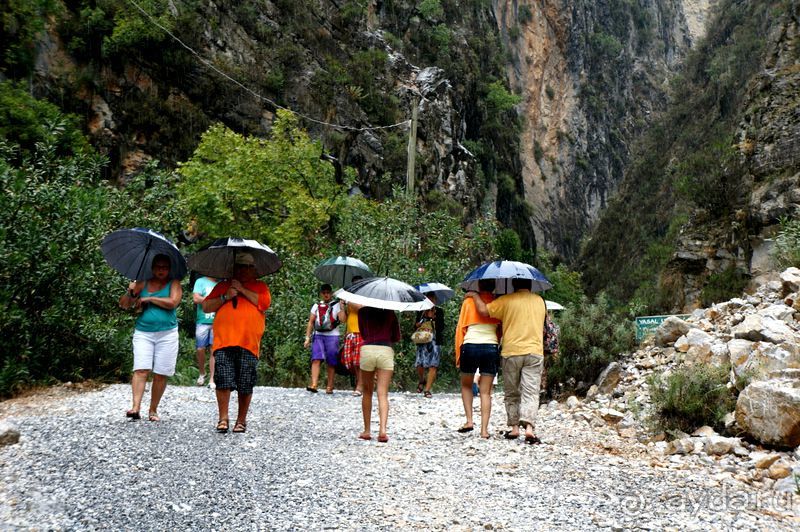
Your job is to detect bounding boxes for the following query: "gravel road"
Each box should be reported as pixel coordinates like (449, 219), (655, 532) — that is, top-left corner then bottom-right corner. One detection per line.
(1, 384), (798, 530)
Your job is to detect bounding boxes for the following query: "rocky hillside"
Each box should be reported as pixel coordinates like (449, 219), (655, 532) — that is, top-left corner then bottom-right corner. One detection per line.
(11, 0), (533, 241)
(565, 267), (800, 495)
(579, 0), (800, 310)
(499, 0), (704, 259)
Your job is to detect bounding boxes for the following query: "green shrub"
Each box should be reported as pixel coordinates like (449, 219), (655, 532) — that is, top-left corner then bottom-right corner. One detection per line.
(518, 5), (533, 25)
(648, 365), (737, 435)
(508, 25), (521, 41)
(418, 0), (444, 20)
(545, 293), (635, 396)
(0, 81), (92, 160)
(700, 266), (749, 307)
(589, 32), (623, 59)
(0, 0), (60, 76)
(773, 217), (800, 268)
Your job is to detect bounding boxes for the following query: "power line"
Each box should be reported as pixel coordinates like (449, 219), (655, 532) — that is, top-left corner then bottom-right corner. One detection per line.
(125, 0), (411, 132)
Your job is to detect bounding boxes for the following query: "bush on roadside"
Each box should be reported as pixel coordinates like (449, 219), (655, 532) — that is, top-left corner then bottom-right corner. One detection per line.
(648, 365), (737, 435)
(545, 293), (635, 396)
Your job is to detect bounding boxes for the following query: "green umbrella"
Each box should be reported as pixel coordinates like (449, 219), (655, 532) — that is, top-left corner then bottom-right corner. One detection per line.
(313, 256), (373, 288)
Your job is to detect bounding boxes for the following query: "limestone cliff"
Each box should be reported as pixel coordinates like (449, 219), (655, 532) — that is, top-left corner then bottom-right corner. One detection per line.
(497, 0), (708, 259)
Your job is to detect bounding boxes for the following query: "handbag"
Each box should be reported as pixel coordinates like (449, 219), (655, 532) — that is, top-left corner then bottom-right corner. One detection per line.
(543, 313), (559, 356)
(411, 320), (434, 344)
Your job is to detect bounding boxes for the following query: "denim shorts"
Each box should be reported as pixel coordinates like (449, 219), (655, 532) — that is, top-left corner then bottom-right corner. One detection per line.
(459, 343), (500, 376)
(195, 324), (213, 349)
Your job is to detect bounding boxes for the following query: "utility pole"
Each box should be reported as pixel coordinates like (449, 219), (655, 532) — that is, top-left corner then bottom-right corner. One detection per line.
(406, 97), (418, 194)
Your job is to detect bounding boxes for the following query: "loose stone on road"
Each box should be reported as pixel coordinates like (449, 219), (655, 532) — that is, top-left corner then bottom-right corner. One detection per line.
(1, 385), (797, 530)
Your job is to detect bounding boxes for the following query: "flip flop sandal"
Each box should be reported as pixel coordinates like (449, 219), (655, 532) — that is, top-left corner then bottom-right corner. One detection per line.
(416, 382), (425, 393)
(216, 419), (229, 433)
(524, 435), (542, 445)
(457, 425), (474, 433)
(352, 390), (363, 397)
(358, 433), (372, 441)
(503, 431), (520, 440)
(305, 386), (318, 393)
(232, 421), (247, 433)
(424, 391), (433, 399)
(126, 410), (141, 420)
(377, 434), (389, 443)
(148, 412), (160, 422)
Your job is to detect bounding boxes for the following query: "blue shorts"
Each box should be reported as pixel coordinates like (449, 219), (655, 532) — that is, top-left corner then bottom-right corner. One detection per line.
(459, 343), (500, 376)
(311, 334), (339, 366)
(195, 324), (213, 349)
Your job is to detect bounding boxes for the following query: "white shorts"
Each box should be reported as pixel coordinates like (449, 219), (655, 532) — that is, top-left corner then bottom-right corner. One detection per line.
(133, 328), (179, 376)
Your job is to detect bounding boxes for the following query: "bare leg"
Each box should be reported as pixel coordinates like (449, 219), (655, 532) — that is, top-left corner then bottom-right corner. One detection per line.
(310, 359), (321, 388)
(361, 369), (375, 437)
(209, 351), (216, 384)
(416, 366), (425, 390)
(326, 365), (335, 392)
(195, 347), (206, 378)
(131, 370), (149, 412)
(424, 367), (437, 392)
(376, 368), (392, 437)
(355, 369), (363, 394)
(148, 374), (168, 417)
(479, 375), (494, 438)
(216, 388), (231, 422)
(236, 393), (252, 425)
(460, 374), (474, 428)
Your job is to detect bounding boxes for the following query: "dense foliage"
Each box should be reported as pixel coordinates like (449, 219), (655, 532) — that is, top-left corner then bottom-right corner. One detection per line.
(544, 293), (636, 396)
(0, 90), (186, 396)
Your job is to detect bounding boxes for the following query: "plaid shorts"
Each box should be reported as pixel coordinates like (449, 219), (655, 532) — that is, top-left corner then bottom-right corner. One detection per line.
(213, 346), (258, 395)
(342, 333), (364, 371)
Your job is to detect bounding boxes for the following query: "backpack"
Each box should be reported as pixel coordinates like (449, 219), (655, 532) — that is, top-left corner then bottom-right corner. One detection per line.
(543, 313), (559, 356)
(314, 300), (340, 332)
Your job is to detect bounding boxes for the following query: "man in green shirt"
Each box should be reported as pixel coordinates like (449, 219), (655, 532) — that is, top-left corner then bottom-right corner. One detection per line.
(469, 278), (546, 443)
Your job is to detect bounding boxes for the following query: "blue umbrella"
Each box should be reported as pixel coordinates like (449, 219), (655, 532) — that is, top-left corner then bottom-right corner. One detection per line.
(101, 228), (187, 280)
(460, 260), (552, 294)
(415, 282), (455, 305)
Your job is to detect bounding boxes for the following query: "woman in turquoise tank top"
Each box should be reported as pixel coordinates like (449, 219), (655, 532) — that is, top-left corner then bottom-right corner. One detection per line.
(119, 254), (183, 422)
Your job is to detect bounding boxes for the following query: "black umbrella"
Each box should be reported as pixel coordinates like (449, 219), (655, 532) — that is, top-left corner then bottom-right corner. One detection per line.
(187, 237), (282, 278)
(101, 228), (187, 280)
(334, 277), (433, 312)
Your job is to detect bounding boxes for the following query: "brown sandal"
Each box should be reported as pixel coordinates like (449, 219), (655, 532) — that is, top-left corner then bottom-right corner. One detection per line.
(216, 419), (229, 433)
(232, 421), (247, 433)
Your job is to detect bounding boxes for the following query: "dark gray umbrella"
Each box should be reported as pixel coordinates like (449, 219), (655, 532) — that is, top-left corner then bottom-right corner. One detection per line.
(313, 256), (373, 287)
(334, 277), (433, 312)
(187, 237), (282, 278)
(101, 228), (187, 280)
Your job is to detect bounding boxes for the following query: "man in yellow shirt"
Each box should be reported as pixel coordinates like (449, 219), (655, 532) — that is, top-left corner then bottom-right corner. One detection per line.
(469, 278), (546, 443)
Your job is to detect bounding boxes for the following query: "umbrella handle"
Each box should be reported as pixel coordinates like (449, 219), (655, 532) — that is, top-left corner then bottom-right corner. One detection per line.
(134, 240), (151, 281)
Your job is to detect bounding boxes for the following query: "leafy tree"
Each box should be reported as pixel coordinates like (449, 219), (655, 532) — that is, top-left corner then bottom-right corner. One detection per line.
(0, 122), (186, 397)
(177, 110), (353, 252)
(0, 81), (91, 160)
(0, 0), (60, 76)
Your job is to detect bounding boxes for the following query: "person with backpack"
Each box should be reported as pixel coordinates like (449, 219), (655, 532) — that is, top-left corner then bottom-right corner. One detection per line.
(304, 284), (346, 394)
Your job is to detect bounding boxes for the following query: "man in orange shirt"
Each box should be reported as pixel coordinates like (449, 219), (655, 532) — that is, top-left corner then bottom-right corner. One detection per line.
(203, 253), (271, 433)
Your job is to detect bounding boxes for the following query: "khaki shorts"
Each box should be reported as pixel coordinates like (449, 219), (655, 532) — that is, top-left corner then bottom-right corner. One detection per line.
(360, 345), (395, 371)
